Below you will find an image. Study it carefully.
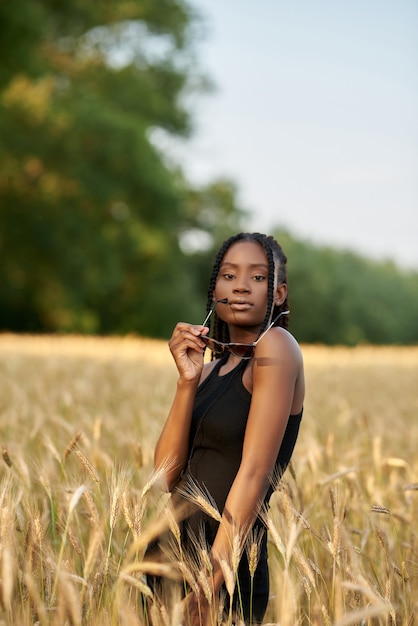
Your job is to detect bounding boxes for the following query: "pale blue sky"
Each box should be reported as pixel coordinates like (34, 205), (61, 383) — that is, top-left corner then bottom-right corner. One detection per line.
(181, 0), (418, 268)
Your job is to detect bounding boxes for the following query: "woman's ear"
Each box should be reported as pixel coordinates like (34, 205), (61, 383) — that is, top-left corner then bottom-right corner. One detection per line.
(274, 282), (288, 306)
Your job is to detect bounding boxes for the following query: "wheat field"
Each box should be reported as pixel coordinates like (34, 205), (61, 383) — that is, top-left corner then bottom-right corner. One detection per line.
(0, 334), (417, 625)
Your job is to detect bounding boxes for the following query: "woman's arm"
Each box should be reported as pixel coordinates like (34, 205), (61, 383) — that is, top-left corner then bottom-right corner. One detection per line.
(210, 328), (304, 592)
(153, 322), (209, 490)
(154, 379), (197, 489)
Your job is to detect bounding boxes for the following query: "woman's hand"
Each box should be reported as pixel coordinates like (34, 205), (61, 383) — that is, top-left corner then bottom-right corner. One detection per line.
(181, 591), (212, 626)
(169, 323), (209, 383)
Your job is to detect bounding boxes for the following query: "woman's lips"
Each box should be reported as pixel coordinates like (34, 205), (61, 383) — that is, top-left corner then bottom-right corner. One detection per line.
(228, 301), (252, 311)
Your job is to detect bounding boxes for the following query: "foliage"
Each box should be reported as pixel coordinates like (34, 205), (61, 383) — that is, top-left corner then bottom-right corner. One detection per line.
(274, 229), (418, 345)
(0, 2), (417, 344)
(0, 0), (245, 337)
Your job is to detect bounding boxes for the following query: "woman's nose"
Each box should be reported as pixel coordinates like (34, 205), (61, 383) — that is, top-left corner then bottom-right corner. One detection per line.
(233, 280), (250, 293)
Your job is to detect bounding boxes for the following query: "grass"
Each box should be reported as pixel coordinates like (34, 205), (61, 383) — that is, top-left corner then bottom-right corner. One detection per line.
(0, 334), (417, 625)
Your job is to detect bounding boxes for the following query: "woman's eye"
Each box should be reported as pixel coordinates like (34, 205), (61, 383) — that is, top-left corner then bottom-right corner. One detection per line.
(253, 275), (266, 282)
(223, 273), (235, 280)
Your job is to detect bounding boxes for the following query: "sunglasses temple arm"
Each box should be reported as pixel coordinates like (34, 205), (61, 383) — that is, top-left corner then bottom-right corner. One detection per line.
(202, 304), (288, 336)
(257, 310), (290, 342)
(273, 309), (290, 325)
(201, 298), (228, 327)
(201, 302), (217, 327)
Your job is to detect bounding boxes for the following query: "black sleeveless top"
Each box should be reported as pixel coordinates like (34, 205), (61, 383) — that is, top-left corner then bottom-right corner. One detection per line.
(146, 354), (302, 621)
(173, 353), (302, 542)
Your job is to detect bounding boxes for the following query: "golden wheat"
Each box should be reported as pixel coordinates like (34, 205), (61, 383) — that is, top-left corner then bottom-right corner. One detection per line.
(0, 334), (417, 624)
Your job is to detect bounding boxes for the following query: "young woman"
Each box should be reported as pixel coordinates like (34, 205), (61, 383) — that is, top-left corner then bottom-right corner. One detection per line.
(149, 232), (305, 624)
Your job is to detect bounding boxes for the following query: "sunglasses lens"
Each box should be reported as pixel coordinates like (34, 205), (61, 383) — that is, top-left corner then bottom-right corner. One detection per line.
(201, 335), (254, 359)
(202, 337), (225, 355)
(229, 344), (254, 359)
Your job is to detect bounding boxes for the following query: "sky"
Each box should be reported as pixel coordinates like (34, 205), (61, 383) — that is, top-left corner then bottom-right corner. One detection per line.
(179, 0), (418, 269)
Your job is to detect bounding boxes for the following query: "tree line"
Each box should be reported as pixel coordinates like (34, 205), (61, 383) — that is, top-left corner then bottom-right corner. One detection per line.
(275, 231), (418, 345)
(1, 0), (417, 344)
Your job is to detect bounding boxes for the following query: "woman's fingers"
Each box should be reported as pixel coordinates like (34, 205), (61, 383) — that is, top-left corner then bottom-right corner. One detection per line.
(168, 323), (209, 381)
(181, 592), (211, 626)
(169, 323), (206, 353)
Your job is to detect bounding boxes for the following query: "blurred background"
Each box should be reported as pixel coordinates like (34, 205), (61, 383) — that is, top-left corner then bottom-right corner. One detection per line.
(1, 0), (417, 344)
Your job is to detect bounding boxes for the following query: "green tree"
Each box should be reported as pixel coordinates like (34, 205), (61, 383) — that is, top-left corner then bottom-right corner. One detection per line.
(0, 0), (246, 336)
(274, 229), (418, 345)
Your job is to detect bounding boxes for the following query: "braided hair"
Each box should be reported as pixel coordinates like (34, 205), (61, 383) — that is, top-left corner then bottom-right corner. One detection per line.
(205, 233), (289, 354)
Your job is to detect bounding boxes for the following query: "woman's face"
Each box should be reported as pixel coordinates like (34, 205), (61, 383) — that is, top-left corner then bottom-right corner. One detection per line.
(213, 240), (272, 331)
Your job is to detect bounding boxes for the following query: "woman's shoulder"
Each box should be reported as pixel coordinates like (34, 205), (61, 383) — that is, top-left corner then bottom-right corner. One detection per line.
(265, 325), (302, 352)
(255, 326), (303, 368)
(245, 327), (304, 399)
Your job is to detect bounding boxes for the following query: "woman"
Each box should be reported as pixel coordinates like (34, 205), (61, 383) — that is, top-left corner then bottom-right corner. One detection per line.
(149, 232), (304, 624)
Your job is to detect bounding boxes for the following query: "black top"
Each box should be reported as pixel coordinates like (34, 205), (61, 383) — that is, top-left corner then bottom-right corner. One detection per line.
(147, 353), (302, 622)
(173, 353), (302, 543)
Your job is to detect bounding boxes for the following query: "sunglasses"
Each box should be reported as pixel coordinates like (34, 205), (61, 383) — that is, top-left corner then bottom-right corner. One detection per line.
(200, 308), (290, 359)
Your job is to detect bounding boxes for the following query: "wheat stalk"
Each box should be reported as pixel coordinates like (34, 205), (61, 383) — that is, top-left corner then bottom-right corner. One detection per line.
(175, 475), (222, 523)
(74, 449), (100, 485)
(64, 432), (82, 460)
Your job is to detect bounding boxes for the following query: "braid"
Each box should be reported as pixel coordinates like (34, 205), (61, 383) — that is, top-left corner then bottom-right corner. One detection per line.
(261, 234), (289, 330)
(205, 233), (289, 358)
(205, 234), (243, 343)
